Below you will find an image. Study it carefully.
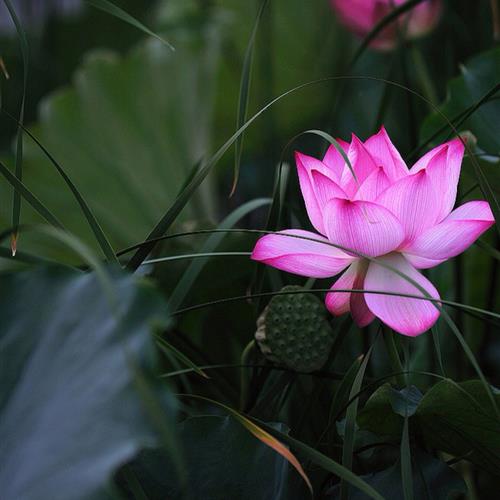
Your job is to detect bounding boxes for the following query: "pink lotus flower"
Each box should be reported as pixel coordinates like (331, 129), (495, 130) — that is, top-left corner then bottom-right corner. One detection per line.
(330, 0), (443, 51)
(251, 127), (495, 336)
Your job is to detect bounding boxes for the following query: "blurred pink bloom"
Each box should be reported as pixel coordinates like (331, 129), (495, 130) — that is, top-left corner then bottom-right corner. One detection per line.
(252, 127), (495, 336)
(330, 0), (443, 50)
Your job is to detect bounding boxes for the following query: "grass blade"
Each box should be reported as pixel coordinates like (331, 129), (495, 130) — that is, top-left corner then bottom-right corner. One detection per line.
(475, 239), (500, 261)
(169, 285), (500, 323)
(254, 419), (384, 500)
(340, 345), (374, 500)
(440, 308), (500, 420)
(0, 160), (65, 230)
(412, 83), (500, 160)
(155, 336), (209, 380)
(401, 339), (414, 500)
(431, 326), (446, 377)
(142, 252), (251, 266)
(1, 111), (119, 264)
(401, 416), (414, 500)
(230, 0), (270, 196)
(326, 355), (362, 448)
(303, 129), (357, 184)
(33, 226), (117, 310)
(125, 78), (347, 271)
(168, 198), (271, 312)
(85, 0), (175, 51)
(251, 162), (289, 312)
(383, 327), (405, 388)
(3, 0), (29, 255)
(350, 0), (427, 66)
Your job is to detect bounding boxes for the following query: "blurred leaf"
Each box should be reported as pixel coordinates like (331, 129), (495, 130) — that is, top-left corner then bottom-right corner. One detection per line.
(326, 450), (466, 500)
(0, 266), (178, 500)
(416, 379), (500, 476)
(0, 5), (224, 260)
(420, 47), (500, 153)
(119, 415), (300, 500)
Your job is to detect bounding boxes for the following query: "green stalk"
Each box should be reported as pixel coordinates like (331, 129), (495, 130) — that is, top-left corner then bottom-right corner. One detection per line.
(383, 327), (406, 388)
(240, 340), (257, 411)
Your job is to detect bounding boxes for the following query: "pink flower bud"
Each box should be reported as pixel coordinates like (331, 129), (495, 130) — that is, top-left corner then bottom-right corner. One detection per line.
(330, 0), (443, 50)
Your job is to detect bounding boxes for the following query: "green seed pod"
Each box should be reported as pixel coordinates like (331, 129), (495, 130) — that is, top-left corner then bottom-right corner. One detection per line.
(255, 285), (334, 373)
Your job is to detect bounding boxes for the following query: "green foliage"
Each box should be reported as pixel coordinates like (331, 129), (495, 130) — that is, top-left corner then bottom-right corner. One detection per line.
(0, 0), (499, 497)
(118, 415), (298, 500)
(327, 450), (466, 500)
(0, 4), (224, 259)
(420, 47), (500, 153)
(417, 379), (500, 476)
(358, 383), (407, 437)
(0, 266), (178, 500)
(358, 379), (500, 477)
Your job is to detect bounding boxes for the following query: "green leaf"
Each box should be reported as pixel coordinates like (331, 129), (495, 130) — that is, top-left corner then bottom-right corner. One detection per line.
(419, 48), (500, 230)
(420, 47), (500, 154)
(358, 383), (405, 438)
(0, 266), (179, 500)
(389, 386), (423, 418)
(0, 7), (223, 261)
(416, 379), (500, 476)
(118, 415), (302, 500)
(326, 450), (466, 500)
(359, 378), (500, 475)
(182, 394), (313, 495)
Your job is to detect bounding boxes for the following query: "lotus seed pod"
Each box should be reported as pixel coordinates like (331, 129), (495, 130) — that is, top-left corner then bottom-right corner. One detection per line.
(255, 286), (334, 373)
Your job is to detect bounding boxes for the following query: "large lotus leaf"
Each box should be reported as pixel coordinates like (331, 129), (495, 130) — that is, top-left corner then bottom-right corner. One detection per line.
(416, 379), (500, 476)
(117, 415), (305, 500)
(326, 450), (466, 500)
(420, 47), (500, 153)
(0, 2), (222, 259)
(0, 266), (178, 500)
(359, 379), (500, 476)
